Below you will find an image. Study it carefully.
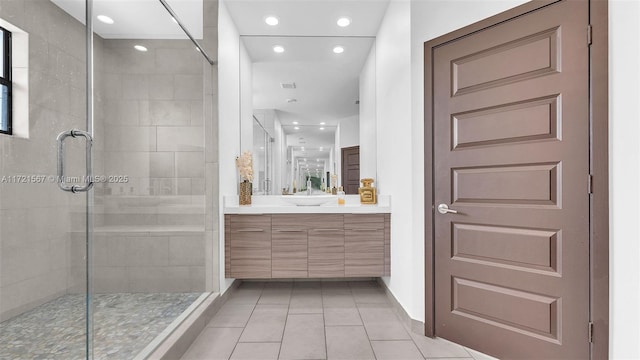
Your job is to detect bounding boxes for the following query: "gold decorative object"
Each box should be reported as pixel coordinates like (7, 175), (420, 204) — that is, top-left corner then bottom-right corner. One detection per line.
(359, 178), (377, 204)
(239, 180), (252, 205)
(236, 151), (254, 205)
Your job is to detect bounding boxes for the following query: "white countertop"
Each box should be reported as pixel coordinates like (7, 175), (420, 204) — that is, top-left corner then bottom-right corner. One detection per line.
(224, 194), (391, 214)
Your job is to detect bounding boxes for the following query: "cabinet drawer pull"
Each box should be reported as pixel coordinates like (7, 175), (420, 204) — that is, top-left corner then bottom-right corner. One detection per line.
(274, 230), (305, 233)
(312, 229), (343, 232)
(236, 229), (265, 232)
(344, 228), (384, 231)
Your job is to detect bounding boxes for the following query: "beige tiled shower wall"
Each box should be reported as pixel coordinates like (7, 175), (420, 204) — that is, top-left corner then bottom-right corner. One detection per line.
(85, 37), (213, 292)
(0, 0), (93, 321)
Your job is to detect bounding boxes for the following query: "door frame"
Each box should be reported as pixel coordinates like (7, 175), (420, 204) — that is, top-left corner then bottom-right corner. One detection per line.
(422, 1), (609, 358)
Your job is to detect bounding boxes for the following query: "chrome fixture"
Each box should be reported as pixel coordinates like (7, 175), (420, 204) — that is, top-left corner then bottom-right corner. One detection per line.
(57, 129), (94, 193)
(437, 203), (458, 214)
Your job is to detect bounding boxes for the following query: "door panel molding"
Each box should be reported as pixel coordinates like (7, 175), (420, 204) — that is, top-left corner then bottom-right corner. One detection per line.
(423, 0), (609, 358)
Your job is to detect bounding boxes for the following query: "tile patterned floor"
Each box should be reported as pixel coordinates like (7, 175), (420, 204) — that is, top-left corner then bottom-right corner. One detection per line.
(182, 281), (495, 360)
(0, 292), (201, 360)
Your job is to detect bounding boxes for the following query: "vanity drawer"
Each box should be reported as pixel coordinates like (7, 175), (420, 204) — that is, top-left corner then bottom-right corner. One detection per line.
(230, 214), (272, 232)
(344, 214), (386, 230)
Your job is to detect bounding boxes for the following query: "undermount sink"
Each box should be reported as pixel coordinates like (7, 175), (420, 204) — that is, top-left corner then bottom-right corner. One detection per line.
(281, 194), (336, 206)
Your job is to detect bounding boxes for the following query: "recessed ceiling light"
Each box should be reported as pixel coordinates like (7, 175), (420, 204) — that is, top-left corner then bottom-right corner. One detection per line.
(97, 15), (114, 24)
(337, 17), (351, 27)
(294, 126), (300, 130)
(319, 127), (325, 130)
(293, 121), (299, 125)
(265, 16), (279, 26)
(333, 46), (344, 54)
(286, 98), (297, 103)
(319, 147), (324, 151)
(320, 122), (326, 125)
(273, 45), (285, 53)
(134, 45), (148, 52)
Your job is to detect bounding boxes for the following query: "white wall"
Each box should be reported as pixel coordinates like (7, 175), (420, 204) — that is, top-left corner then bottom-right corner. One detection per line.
(335, 115), (360, 186)
(375, 0), (416, 319)
(609, 0), (640, 357)
(274, 115), (284, 193)
(334, 123), (341, 184)
(218, 0), (241, 293)
(339, 116), (359, 148)
(240, 39), (253, 153)
(359, 43), (377, 180)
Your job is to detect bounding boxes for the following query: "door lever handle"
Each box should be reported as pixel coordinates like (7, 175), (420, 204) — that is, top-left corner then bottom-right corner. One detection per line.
(437, 204), (458, 214)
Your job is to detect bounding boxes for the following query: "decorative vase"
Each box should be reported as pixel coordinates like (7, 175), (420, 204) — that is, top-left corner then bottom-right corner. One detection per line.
(239, 180), (252, 205)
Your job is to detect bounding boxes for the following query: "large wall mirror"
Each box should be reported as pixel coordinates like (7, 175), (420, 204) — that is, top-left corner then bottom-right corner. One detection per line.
(240, 36), (377, 195)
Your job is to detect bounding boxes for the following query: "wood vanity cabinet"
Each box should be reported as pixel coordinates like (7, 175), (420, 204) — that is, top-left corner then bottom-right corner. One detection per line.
(227, 214), (272, 279)
(225, 213), (390, 279)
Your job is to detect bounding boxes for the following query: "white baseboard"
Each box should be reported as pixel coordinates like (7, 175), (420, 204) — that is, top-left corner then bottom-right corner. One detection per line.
(376, 278), (426, 335)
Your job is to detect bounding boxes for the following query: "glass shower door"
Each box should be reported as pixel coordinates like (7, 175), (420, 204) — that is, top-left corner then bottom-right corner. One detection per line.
(0, 0), (91, 359)
(88, 0), (215, 358)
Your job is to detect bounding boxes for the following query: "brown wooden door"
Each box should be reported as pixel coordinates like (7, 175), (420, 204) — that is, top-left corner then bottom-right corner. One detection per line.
(432, 1), (589, 358)
(341, 146), (360, 194)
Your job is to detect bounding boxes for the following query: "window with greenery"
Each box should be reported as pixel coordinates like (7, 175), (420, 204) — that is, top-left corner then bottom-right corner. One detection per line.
(0, 26), (11, 135)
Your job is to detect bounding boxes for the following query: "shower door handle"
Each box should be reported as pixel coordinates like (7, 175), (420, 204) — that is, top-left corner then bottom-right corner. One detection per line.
(57, 129), (94, 193)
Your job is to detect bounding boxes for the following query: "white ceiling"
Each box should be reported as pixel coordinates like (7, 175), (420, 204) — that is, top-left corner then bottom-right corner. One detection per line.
(51, 0), (203, 39)
(224, 0), (390, 37)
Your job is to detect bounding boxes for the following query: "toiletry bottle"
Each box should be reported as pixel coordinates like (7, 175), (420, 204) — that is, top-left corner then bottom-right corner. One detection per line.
(337, 186), (345, 205)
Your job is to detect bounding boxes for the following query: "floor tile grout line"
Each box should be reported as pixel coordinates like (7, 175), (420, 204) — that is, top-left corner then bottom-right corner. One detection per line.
(351, 282), (378, 360)
(228, 280), (263, 360)
(276, 282), (292, 360)
(321, 283), (329, 360)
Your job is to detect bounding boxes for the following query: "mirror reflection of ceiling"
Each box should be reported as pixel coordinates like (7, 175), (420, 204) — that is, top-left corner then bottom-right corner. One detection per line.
(50, 0), (203, 39)
(245, 36), (374, 128)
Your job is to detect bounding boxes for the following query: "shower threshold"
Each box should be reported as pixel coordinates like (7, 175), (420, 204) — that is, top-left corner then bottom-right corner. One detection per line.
(0, 292), (202, 360)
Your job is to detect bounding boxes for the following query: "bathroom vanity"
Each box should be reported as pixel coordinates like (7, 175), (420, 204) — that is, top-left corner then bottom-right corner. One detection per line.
(223, 195), (391, 279)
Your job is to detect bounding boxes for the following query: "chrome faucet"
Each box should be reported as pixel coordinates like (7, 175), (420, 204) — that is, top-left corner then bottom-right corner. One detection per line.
(306, 179), (312, 195)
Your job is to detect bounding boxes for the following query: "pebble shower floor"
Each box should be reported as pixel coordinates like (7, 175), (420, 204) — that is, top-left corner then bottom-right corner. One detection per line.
(0, 292), (201, 359)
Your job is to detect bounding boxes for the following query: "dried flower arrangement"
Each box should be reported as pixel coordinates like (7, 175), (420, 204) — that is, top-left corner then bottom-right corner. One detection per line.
(235, 151), (254, 182)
